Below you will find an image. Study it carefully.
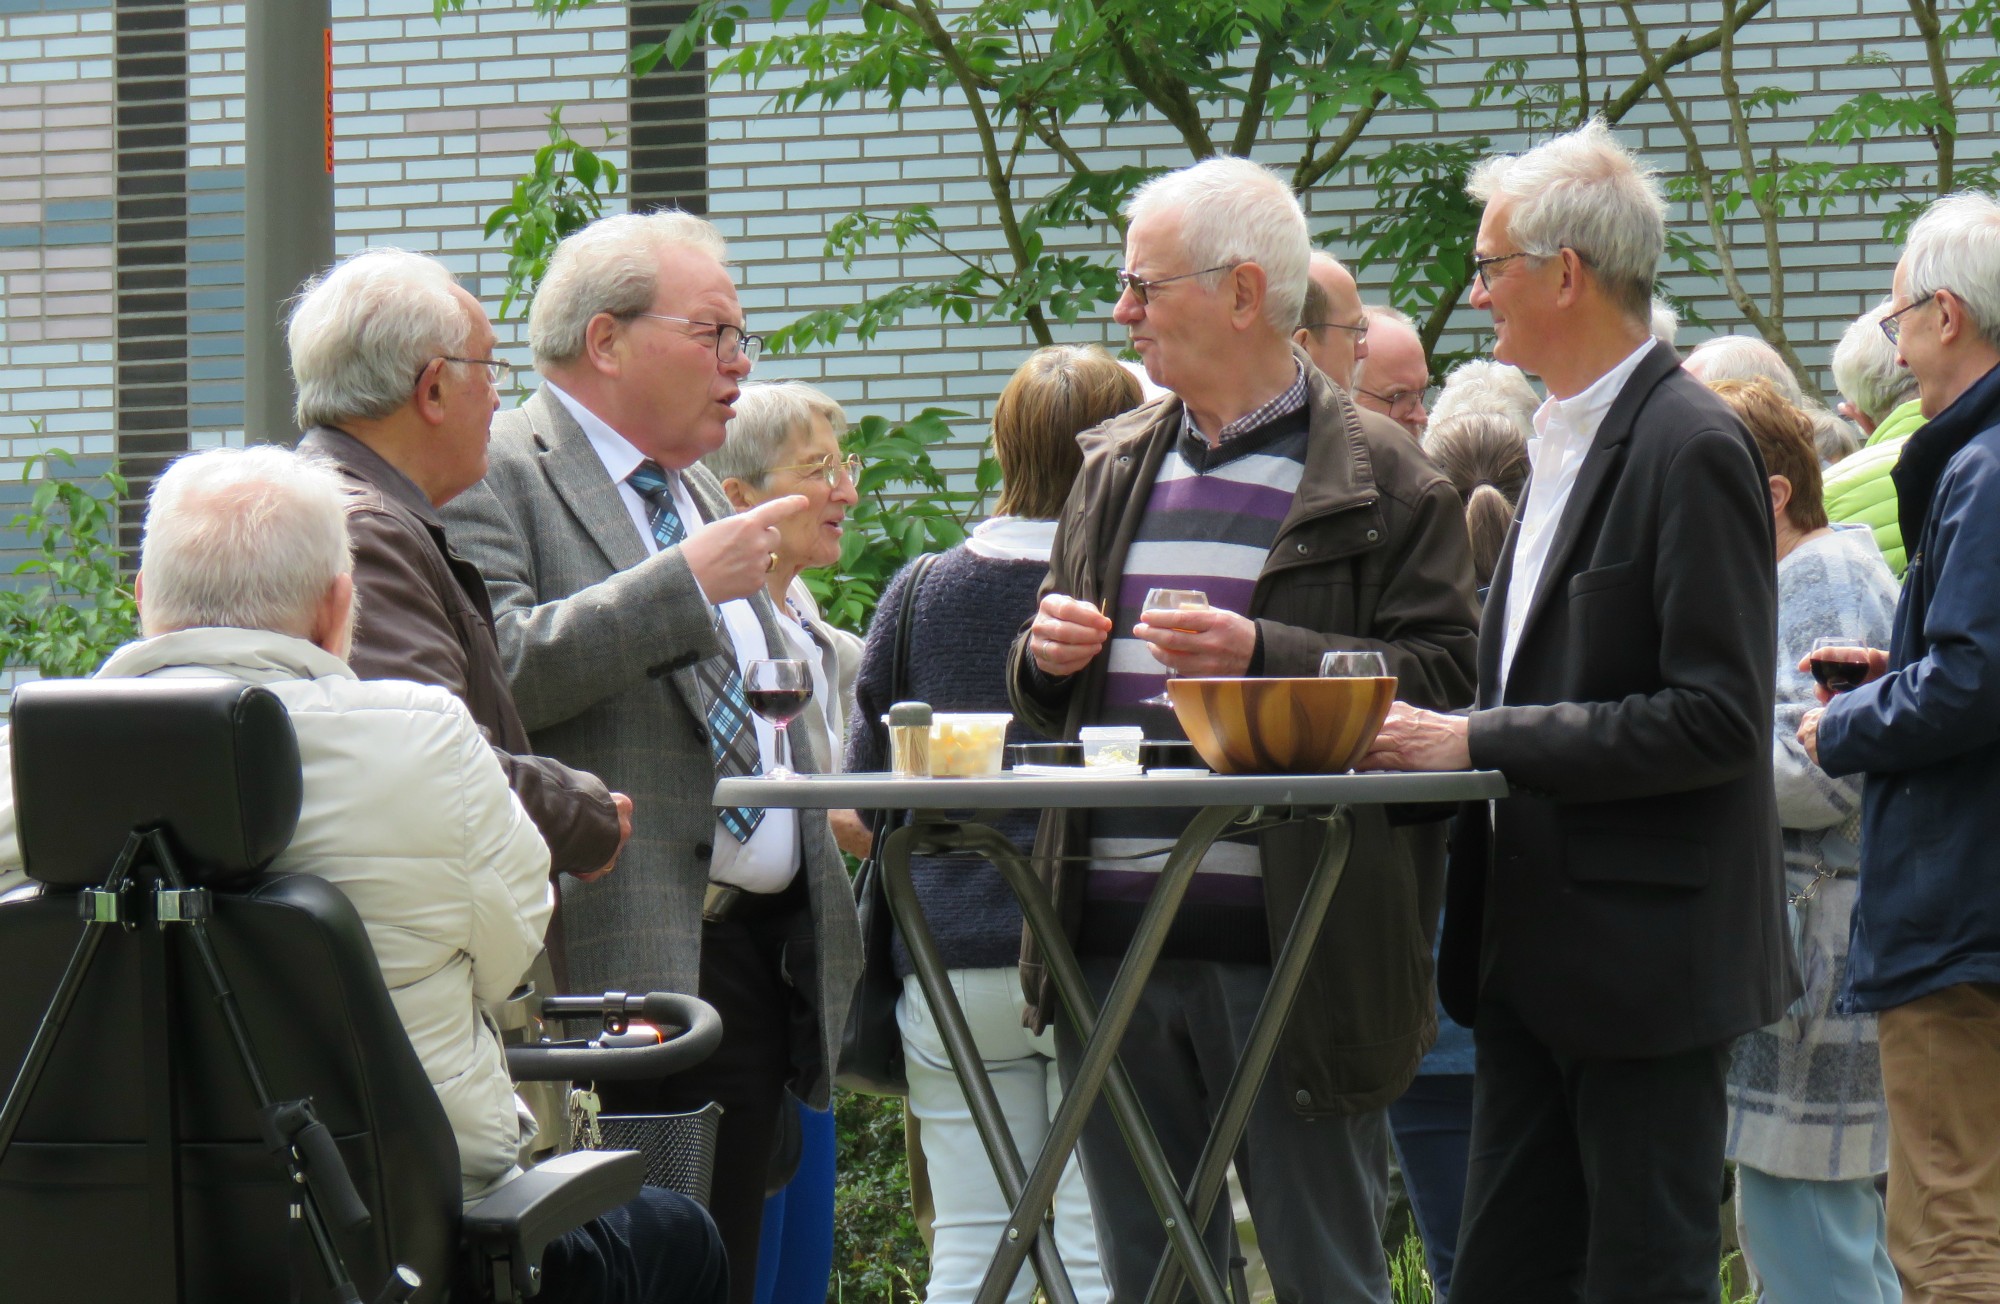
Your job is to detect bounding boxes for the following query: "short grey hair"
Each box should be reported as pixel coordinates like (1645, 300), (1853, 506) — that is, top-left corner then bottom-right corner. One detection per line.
(140, 446), (352, 640)
(1684, 334), (1806, 405)
(287, 248), (471, 430)
(1649, 298), (1680, 347)
(1468, 118), (1665, 320)
(700, 381), (849, 486)
(1831, 301), (1919, 423)
(1429, 359), (1541, 443)
(1901, 191), (2000, 353)
(530, 210), (729, 368)
(1807, 406), (1862, 466)
(1127, 157), (1310, 335)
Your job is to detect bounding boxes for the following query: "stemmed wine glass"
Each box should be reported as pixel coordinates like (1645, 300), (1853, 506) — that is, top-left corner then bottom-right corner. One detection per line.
(1319, 650), (1390, 678)
(744, 658), (813, 779)
(1139, 588), (1210, 707)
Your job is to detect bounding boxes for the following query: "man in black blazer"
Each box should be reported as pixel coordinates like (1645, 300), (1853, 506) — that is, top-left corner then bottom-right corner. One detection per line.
(1365, 120), (1796, 1302)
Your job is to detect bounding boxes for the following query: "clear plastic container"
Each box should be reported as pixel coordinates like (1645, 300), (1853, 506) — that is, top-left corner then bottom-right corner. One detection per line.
(1079, 725), (1144, 769)
(926, 712), (1012, 777)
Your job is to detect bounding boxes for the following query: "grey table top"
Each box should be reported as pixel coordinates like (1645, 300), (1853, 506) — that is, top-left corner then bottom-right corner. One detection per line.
(716, 768), (1506, 810)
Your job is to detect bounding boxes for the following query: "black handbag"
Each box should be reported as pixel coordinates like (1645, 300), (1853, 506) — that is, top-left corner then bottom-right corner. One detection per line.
(834, 551), (939, 1096)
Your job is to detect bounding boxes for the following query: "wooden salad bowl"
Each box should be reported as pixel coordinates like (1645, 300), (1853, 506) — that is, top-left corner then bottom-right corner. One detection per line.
(1166, 675), (1397, 775)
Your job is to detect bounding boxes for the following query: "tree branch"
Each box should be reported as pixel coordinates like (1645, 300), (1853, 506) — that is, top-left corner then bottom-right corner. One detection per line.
(1567, 0), (1593, 120)
(1104, 15), (1216, 158)
(1231, 32), (1278, 158)
(1713, 0), (1789, 330)
(1599, 0), (1774, 124)
(889, 0), (1053, 344)
(1908, 0), (1956, 193)
(1292, 14), (1428, 193)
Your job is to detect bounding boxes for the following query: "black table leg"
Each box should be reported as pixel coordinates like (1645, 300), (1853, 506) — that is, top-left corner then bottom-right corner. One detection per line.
(1142, 808), (1355, 1304)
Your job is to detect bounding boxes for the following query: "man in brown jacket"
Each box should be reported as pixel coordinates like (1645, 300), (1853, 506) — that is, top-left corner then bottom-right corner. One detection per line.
(286, 248), (629, 884)
(1010, 158), (1478, 1303)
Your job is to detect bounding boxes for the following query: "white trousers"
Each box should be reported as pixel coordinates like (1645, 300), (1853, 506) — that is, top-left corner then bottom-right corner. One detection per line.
(898, 968), (1111, 1304)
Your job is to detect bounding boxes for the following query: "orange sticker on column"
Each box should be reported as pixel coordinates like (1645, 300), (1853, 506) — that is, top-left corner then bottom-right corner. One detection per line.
(323, 27), (334, 174)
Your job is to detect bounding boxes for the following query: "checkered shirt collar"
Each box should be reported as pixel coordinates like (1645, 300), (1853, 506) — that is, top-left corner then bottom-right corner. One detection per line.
(1182, 360), (1309, 445)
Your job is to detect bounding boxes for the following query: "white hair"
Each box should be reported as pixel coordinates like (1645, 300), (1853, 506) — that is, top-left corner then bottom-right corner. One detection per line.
(1429, 359), (1541, 443)
(1807, 406), (1862, 466)
(1649, 298), (1680, 347)
(140, 446), (352, 640)
(1468, 118), (1665, 320)
(1126, 157), (1310, 335)
(1362, 303), (1415, 328)
(1684, 334), (1805, 405)
(287, 248), (471, 430)
(1831, 301), (1919, 423)
(1901, 191), (2000, 353)
(700, 381), (849, 486)
(529, 210), (729, 367)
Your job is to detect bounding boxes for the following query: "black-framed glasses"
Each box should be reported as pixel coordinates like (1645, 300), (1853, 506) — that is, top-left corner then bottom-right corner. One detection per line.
(1356, 385), (1430, 417)
(770, 453), (861, 489)
(1114, 263), (1240, 306)
(1880, 293), (1938, 345)
(1302, 318), (1369, 337)
(626, 312), (763, 365)
(419, 356), (515, 386)
(1471, 250), (1537, 290)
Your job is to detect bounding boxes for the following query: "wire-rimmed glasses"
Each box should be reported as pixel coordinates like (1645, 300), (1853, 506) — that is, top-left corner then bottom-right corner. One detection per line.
(626, 312), (764, 365)
(770, 453), (862, 489)
(1114, 264), (1241, 306)
(1879, 293), (1937, 346)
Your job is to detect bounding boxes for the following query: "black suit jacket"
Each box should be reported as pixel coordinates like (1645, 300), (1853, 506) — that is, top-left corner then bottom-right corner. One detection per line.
(1441, 341), (1797, 1059)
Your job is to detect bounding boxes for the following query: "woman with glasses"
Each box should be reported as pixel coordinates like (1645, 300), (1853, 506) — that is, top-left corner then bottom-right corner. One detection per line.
(699, 380), (863, 1304)
(846, 345), (1141, 1304)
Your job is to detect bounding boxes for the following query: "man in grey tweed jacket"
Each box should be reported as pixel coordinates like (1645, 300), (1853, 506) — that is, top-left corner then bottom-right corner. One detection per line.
(443, 211), (861, 1302)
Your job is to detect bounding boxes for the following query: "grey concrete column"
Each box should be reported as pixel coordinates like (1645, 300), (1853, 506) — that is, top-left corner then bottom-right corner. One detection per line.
(244, 0), (334, 447)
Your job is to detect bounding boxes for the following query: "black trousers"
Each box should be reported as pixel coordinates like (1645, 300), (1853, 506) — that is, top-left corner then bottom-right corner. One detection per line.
(539, 1186), (729, 1304)
(597, 880), (817, 1304)
(1447, 995), (1730, 1304)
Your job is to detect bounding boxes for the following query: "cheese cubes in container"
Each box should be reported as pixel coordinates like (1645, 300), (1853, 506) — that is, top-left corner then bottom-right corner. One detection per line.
(927, 712), (1012, 777)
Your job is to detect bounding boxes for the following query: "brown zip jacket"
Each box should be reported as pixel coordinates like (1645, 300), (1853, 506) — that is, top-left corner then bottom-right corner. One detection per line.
(1007, 361), (1480, 1115)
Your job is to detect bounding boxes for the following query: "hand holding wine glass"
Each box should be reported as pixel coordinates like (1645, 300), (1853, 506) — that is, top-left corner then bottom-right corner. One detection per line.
(1802, 638), (1888, 704)
(1137, 588), (1209, 707)
(745, 658), (812, 779)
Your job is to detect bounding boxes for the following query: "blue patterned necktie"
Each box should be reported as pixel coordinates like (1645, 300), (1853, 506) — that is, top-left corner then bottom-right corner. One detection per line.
(627, 460), (766, 842)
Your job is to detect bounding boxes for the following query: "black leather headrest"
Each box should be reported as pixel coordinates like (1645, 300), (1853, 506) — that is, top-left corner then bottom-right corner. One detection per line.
(11, 678), (303, 888)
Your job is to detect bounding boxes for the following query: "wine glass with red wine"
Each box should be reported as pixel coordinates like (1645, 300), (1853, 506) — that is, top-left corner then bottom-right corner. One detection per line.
(744, 658), (813, 779)
(1808, 637), (1872, 695)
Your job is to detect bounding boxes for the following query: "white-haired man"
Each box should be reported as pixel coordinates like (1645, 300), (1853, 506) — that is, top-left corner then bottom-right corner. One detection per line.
(1010, 155), (1479, 1301)
(1684, 332), (1807, 402)
(1824, 300), (1928, 576)
(0, 446), (725, 1303)
(1427, 358), (1540, 444)
(1363, 120), (1791, 1301)
(1351, 305), (1432, 437)
(1292, 250), (1370, 388)
(287, 248), (629, 896)
(1801, 192), (2000, 1301)
(442, 211), (861, 1302)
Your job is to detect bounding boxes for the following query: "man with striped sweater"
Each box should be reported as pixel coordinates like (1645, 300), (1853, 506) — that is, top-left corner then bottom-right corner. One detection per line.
(1010, 157), (1480, 1303)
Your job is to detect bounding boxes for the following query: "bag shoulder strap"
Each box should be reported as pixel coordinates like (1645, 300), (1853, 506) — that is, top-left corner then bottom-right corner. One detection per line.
(867, 550), (940, 842)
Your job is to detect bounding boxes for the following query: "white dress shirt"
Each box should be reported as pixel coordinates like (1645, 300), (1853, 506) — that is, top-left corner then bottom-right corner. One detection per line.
(547, 381), (802, 893)
(1498, 341), (1656, 693)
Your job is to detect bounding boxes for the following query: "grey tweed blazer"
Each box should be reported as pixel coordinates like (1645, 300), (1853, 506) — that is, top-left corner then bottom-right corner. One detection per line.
(442, 386), (861, 1106)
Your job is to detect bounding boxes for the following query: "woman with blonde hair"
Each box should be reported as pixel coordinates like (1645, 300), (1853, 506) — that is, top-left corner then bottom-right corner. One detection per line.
(847, 344), (1143, 1304)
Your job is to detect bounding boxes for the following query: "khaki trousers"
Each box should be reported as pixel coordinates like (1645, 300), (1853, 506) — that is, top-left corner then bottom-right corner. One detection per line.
(1879, 981), (2000, 1303)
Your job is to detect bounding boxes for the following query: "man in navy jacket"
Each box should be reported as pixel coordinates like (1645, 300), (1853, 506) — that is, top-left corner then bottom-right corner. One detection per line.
(1803, 192), (2000, 1301)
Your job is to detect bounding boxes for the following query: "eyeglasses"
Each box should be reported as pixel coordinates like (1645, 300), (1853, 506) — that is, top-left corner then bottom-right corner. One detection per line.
(626, 312), (763, 365)
(1472, 250), (1546, 291)
(770, 453), (861, 489)
(420, 357), (515, 386)
(1114, 263), (1241, 306)
(1302, 319), (1369, 337)
(1879, 293), (1938, 346)
(1356, 386), (1430, 418)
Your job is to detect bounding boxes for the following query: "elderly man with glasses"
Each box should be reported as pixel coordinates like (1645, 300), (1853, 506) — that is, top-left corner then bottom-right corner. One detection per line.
(1801, 192), (2000, 1302)
(1010, 155), (1479, 1303)
(1351, 305), (1433, 439)
(1363, 119), (1790, 1303)
(290, 248), (630, 891)
(442, 211), (862, 1304)
(1292, 250), (1371, 389)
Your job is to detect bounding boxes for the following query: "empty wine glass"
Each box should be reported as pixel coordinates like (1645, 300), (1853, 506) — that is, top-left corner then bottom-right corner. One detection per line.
(1319, 650), (1390, 678)
(1140, 588), (1210, 708)
(744, 658), (813, 779)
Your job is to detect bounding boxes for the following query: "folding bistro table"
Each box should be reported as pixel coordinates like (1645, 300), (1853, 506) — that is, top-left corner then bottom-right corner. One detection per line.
(717, 768), (1506, 1304)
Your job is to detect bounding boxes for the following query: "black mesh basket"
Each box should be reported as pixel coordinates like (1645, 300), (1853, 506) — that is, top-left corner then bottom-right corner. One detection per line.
(588, 1103), (724, 1206)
